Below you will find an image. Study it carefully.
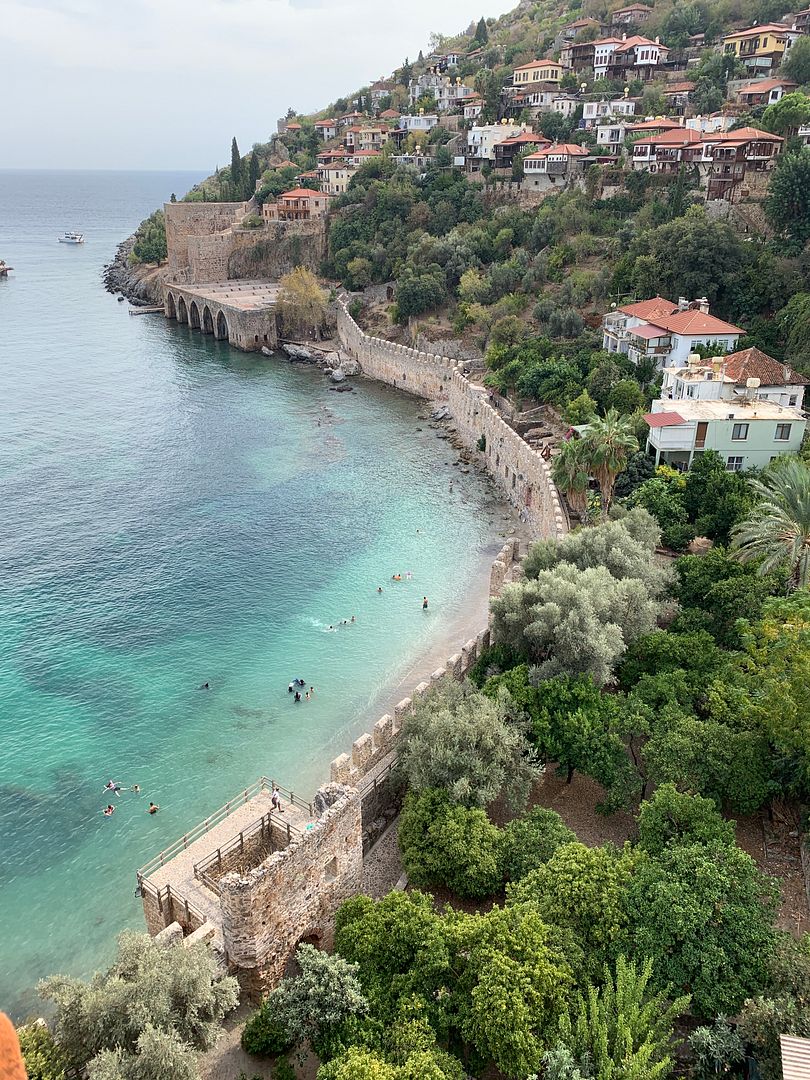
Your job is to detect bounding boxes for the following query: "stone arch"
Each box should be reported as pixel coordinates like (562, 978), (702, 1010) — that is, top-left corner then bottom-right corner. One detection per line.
(177, 296), (188, 325)
(284, 931), (323, 978)
(215, 310), (229, 342)
(188, 300), (200, 329)
(166, 292), (176, 319)
(202, 305), (214, 335)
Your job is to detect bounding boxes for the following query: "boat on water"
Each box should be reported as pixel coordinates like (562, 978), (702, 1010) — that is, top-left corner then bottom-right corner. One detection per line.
(58, 232), (85, 244)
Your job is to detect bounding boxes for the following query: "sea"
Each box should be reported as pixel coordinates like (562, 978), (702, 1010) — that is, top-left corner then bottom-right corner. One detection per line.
(0, 170), (509, 1019)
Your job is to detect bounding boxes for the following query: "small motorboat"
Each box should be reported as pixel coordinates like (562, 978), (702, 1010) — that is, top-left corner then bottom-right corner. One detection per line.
(58, 232), (85, 244)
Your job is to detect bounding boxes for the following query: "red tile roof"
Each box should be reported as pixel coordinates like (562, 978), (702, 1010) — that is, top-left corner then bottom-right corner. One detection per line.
(527, 142), (590, 157)
(495, 132), (547, 147)
(665, 81), (696, 93)
(614, 3), (654, 12)
(629, 117), (683, 131)
(618, 296), (678, 320)
(633, 128), (702, 145)
(724, 22), (791, 37)
(380, 109), (401, 118)
(723, 347), (809, 386)
(278, 188), (329, 200)
(315, 119), (337, 126)
(649, 309), (744, 336)
(515, 59), (562, 70)
(614, 34), (668, 52)
(645, 411), (687, 427)
(707, 125), (783, 143)
(738, 77), (797, 95)
(631, 323), (673, 339)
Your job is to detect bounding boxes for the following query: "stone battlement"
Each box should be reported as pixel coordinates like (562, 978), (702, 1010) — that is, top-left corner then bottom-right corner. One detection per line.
(336, 301), (567, 539)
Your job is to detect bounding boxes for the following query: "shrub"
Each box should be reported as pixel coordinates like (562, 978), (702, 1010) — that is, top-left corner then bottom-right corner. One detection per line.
(501, 807), (576, 882)
(17, 1024), (67, 1080)
(398, 789), (504, 899)
(637, 784), (736, 855)
(241, 1005), (294, 1057)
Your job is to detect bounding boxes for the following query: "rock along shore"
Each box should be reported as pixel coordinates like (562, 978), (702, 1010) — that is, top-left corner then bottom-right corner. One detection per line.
(102, 235), (165, 306)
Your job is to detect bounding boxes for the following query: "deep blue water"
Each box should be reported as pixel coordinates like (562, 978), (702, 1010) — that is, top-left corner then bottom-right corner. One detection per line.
(0, 170), (507, 1018)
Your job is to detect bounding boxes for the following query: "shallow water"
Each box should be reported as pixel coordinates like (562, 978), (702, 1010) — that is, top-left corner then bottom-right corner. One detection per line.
(0, 170), (507, 1017)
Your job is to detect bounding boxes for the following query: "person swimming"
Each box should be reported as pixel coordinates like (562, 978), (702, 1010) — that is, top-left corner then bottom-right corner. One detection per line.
(392, 574), (402, 581)
(131, 784), (141, 794)
(377, 586), (383, 593)
(103, 781), (121, 797)
(422, 596), (429, 609)
(200, 682), (210, 690)
(350, 615), (356, 623)
(294, 691), (302, 702)
(148, 802), (159, 815)
(103, 805), (115, 817)
(288, 682), (294, 693)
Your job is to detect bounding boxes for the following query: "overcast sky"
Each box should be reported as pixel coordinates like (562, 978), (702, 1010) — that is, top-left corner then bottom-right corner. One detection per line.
(1, 0), (516, 171)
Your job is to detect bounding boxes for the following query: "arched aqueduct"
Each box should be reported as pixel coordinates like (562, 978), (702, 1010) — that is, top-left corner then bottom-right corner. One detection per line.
(165, 289), (230, 342)
(162, 281), (279, 352)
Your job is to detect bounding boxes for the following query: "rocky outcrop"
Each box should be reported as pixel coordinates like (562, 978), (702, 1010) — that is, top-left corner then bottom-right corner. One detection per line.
(103, 236), (166, 306)
(281, 342), (361, 376)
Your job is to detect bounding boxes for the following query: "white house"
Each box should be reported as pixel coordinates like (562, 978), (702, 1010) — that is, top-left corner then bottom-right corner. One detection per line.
(314, 119), (338, 141)
(522, 143), (591, 189)
(399, 113), (439, 134)
(602, 296), (744, 369)
(661, 347), (807, 409)
(596, 120), (633, 148)
(644, 397), (806, 470)
(582, 98), (636, 128)
(466, 122), (525, 167)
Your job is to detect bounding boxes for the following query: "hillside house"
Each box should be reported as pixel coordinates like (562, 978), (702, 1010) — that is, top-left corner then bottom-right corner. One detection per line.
(512, 59), (564, 86)
(409, 71), (444, 107)
(703, 126), (783, 200)
(582, 97), (637, 127)
(339, 111), (365, 129)
(379, 108), (401, 121)
(399, 113), (439, 134)
(369, 80), (395, 107)
(611, 3), (653, 26)
(602, 296), (744, 368)
(317, 161), (356, 195)
(662, 81), (695, 114)
(314, 119), (338, 141)
(644, 397), (806, 470)
(736, 77), (797, 106)
(466, 121), (525, 170)
(631, 127), (703, 171)
(599, 35), (671, 81)
(344, 149), (382, 167)
(661, 348), (807, 410)
(597, 119), (634, 148)
(627, 117), (683, 136)
(522, 143), (591, 189)
(493, 131), (547, 170)
(559, 16), (603, 42)
(262, 188), (332, 222)
(723, 24), (792, 72)
(464, 97), (484, 120)
(794, 7), (810, 33)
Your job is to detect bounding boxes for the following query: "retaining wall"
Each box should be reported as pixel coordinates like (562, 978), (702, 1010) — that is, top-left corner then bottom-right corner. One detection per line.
(336, 302), (567, 539)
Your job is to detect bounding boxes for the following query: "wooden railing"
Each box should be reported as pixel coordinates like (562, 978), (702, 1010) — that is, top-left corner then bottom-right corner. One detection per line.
(137, 878), (208, 929)
(193, 812), (302, 895)
(136, 777), (313, 882)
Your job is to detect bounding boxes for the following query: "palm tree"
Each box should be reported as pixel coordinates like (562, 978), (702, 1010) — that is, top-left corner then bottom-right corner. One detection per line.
(582, 409), (639, 520)
(730, 458), (810, 588)
(551, 438), (591, 518)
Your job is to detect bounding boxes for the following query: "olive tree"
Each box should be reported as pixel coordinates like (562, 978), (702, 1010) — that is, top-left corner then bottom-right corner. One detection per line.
(398, 681), (540, 811)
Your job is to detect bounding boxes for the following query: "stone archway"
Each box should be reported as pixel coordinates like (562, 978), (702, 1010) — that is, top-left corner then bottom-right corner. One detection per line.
(284, 932), (322, 978)
(166, 292), (176, 319)
(215, 310), (229, 342)
(189, 300), (200, 330)
(202, 305), (214, 335)
(177, 296), (188, 325)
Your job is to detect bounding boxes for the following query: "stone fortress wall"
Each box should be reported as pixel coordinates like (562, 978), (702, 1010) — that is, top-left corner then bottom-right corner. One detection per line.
(336, 301), (567, 539)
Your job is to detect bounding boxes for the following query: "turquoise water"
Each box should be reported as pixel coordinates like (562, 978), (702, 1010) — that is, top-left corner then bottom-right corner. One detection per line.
(0, 171), (507, 1018)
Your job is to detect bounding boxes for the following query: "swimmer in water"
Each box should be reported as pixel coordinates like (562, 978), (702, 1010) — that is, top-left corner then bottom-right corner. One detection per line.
(148, 802), (159, 815)
(288, 682), (294, 693)
(377, 586), (383, 593)
(131, 784), (141, 794)
(103, 805), (115, 817)
(200, 682), (210, 690)
(310, 686), (315, 695)
(103, 781), (122, 797)
(294, 691), (302, 702)
(350, 615), (356, 623)
(423, 596), (429, 610)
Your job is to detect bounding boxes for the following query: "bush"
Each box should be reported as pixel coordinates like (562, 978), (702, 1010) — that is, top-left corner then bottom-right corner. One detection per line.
(501, 807), (576, 882)
(398, 789), (503, 899)
(637, 784), (736, 855)
(241, 1006), (293, 1057)
(18, 1024), (67, 1080)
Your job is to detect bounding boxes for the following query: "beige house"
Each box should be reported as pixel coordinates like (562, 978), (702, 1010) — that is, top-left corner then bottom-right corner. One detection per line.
(317, 162), (357, 196)
(263, 188), (332, 222)
(513, 59), (563, 86)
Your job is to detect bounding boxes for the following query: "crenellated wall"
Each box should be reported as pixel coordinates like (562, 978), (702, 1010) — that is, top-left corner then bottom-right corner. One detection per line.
(336, 301), (567, 540)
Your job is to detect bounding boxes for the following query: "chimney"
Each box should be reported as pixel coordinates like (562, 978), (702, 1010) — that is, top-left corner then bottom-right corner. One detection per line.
(678, 296), (689, 310)
(698, 297), (710, 313)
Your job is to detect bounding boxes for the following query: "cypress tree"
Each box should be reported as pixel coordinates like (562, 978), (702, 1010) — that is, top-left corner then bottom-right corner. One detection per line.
(475, 16), (489, 44)
(230, 137), (243, 194)
(247, 149), (260, 197)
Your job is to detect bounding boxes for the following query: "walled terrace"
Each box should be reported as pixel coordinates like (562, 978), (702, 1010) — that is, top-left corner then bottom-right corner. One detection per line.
(163, 280), (280, 352)
(137, 541), (524, 997)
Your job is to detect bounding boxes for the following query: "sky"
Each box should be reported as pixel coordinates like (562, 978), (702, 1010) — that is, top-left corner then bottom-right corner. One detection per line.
(1, 0), (517, 172)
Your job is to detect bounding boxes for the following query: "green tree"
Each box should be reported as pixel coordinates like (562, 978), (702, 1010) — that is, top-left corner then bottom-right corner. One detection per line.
(501, 807), (576, 883)
(243, 944), (368, 1057)
(551, 439), (591, 518)
(39, 931), (238, 1077)
(783, 34), (810, 85)
(765, 147), (810, 251)
(622, 841), (779, 1017)
(398, 789), (504, 899)
(565, 391), (598, 427)
(230, 136), (243, 193)
(474, 16), (489, 44)
(130, 210), (166, 265)
(637, 784), (736, 854)
(556, 956), (690, 1080)
(762, 91), (810, 135)
(581, 409), (639, 519)
(87, 1026), (198, 1080)
(277, 267), (327, 338)
(398, 680), (540, 810)
(683, 450), (754, 545)
(17, 1024), (68, 1080)
(737, 935), (810, 1080)
(454, 905), (576, 1078)
(731, 458), (810, 587)
(508, 842), (636, 978)
(247, 148), (261, 196)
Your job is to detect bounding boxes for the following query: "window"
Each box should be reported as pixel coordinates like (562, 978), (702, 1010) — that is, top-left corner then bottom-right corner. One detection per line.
(775, 423), (792, 441)
(732, 423), (749, 440)
(789, 394), (798, 407)
(726, 456), (744, 471)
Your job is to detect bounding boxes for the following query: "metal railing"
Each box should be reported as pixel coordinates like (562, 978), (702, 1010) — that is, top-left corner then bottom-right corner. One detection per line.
(193, 812), (302, 895)
(136, 777), (313, 881)
(359, 754), (401, 796)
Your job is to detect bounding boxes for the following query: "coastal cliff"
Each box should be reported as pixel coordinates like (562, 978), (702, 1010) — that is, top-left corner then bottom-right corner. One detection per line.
(103, 235), (166, 306)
